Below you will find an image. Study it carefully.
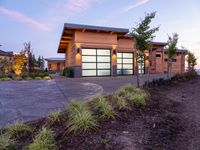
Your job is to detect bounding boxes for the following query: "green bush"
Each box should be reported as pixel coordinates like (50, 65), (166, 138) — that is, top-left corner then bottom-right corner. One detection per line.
(0, 133), (15, 150)
(67, 101), (97, 133)
(93, 95), (116, 120)
(111, 94), (129, 110)
(43, 76), (51, 80)
(47, 111), (62, 123)
(0, 77), (12, 81)
(27, 127), (55, 150)
(35, 76), (42, 80)
(127, 92), (149, 106)
(6, 121), (32, 136)
(24, 77), (33, 80)
(63, 67), (74, 77)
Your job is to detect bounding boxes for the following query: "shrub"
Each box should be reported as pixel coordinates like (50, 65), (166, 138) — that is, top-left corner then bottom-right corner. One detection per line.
(24, 77), (33, 80)
(35, 76), (42, 80)
(0, 77), (12, 81)
(67, 101), (97, 133)
(6, 121), (32, 136)
(43, 76), (51, 80)
(111, 94), (129, 110)
(27, 127), (55, 150)
(93, 95), (116, 120)
(0, 133), (15, 150)
(47, 111), (62, 123)
(127, 92), (149, 106)
(63, 67), (74, 77)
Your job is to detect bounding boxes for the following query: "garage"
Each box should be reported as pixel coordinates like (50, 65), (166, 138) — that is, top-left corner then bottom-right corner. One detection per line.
(117, 52), (134, 75)
(82, 48), (111, 76)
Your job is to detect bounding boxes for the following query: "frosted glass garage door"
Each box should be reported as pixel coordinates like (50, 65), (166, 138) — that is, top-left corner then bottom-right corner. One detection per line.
(117, 52), (134, 75)
(82, 49), (111, 76)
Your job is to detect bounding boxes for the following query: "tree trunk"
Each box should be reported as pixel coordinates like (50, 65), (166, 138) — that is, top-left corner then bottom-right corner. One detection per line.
(135, 52), (140, 87)
(146, 47), (152, 88)
(167, 60), (170, 80)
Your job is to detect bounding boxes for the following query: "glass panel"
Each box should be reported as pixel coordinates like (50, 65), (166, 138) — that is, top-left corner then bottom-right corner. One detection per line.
(82, 70), (96, 76)
(97, 49), (110, 56)
(82, 49), (96, 55)
(117, 69), (122, 75)
(123, 59), (133, 63)
(123, 64), (133, 69)
(117, 53), (122, 58)
(82, 56), (96, 62)
(117, 64), (122, 69)
(123, 69), (133, 75)
(97, 70), (110, 76)
(97, 63), (110, 69)
(117, 58), (122, 63)
(123, 53), (133, 58)
(82, 63), (96, 69)
(97, 56), (110, 62)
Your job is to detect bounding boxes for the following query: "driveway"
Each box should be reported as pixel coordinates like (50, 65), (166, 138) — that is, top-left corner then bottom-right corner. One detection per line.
(0, 74), (167, 127)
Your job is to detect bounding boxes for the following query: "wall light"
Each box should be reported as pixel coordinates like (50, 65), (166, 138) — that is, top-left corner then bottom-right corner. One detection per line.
(77, 48), (80, 54)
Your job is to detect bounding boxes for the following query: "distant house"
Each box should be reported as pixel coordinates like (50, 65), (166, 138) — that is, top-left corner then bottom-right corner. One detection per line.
(45, 58), (65, 72)
(56, 23), (187, 77)
(0, 49), (13, 61)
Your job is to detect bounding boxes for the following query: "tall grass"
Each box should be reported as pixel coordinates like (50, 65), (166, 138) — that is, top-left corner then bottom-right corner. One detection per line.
(0, 133), (15, 150)
(93, 95), (116, 119)
(67, 101), (97, 133)
(47, 111), (62, 124)
(6, 121), (32, 136)
(111, 94), (129, 110)
(27, 127), (55, 150)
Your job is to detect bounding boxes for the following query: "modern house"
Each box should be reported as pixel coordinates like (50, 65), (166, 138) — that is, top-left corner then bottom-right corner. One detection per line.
(45, 58), (65, 72)
(57, 23), (187, 77)
(0, 49), (13, 61)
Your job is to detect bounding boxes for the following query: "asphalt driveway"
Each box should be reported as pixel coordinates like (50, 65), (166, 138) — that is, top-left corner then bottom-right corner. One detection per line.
(0, 74), (167, 127)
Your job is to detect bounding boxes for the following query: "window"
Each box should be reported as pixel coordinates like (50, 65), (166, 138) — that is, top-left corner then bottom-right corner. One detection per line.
(82, 49), (111, 76)
(117, 52), (134, 75)
(156, 54), (161, 57)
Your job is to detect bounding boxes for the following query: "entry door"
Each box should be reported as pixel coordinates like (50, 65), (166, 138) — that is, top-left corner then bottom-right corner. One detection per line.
(82, 48), (111, 77)
(117, 52), (134, 75)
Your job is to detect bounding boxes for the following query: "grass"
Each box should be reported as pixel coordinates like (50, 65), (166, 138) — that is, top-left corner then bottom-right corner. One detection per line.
(67, 101), (97, 133)
(0, 77), (12, 81)
(35, 76), (42, 80)
(111, 94), (129, 110)
(0, 133), (15, 150)
(93, 95), (116, 120)
(6, 121), (32, 137)
(24, 77), (33, 80)
(27, 127), (55, 150)
(47, 111), (62, 124)
(127, 91), (149, 106)
(43, 76), (51, 80)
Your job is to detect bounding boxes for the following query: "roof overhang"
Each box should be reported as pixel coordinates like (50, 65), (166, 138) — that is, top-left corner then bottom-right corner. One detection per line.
(45, 58), (65, 62)
(57, 23), (129, 53)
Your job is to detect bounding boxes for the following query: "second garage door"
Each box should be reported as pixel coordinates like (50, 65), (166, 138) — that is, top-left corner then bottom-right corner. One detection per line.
(82, 48), (111, 77)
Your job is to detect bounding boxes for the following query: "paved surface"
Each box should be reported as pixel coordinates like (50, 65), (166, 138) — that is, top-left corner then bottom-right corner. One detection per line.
(0, 74), (167, 127)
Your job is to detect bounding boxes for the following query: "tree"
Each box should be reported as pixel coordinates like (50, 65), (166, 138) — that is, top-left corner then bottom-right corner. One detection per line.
(12, 53), (27, 76)
(166, 33), (178, 79)
(23, 42), (32, 74)
(130, 11), (159, 87)
(186, 51), (197, 71)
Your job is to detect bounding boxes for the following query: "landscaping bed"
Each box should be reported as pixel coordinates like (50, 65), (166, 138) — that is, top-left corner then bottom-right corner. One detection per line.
(1, 76), (200, 150)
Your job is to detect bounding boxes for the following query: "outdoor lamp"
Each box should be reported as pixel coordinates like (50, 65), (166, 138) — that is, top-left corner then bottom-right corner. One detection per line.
(77, 48), (80, 54)
(113, 49), (116, 55)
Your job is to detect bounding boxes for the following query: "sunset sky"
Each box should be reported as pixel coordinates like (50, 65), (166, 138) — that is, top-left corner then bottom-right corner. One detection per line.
(0, 0), (200, 68)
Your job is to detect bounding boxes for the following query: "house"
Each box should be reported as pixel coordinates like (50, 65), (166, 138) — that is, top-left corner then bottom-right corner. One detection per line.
(57, 23), (187, 77)
(45, 58), (65, 72)
(0, 49), (13, 61)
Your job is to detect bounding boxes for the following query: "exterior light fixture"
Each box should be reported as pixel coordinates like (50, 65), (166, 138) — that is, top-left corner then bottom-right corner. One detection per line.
(113, 49), (116, 55)
(77, 48), (80, 53)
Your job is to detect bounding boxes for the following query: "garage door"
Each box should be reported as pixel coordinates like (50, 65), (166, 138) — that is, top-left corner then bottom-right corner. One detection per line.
(117, 52), (134, 75)
(82, 48), (111, 76)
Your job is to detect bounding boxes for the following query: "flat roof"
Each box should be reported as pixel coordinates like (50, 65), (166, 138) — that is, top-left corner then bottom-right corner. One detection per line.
(0, 50), (13, 56)
(45, 58), (65, 62)
(64, 23), (129, 34)
(157, 48), (188, 53)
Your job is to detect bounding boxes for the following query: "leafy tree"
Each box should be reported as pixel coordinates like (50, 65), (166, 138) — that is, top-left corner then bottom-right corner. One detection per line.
(12, 53), (27, 76)
(166, 33), (178, 79)
(130, 11), (159, 87)
(186, 51), (198, 71)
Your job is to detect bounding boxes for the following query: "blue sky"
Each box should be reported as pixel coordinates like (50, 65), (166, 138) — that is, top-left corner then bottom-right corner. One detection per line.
(0, 0), (200, 67)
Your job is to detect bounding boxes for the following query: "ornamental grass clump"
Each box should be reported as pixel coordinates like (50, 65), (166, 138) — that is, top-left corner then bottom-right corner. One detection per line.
(111, 94), (129, 110)
(67, 101), (97, 133)
(127, 91), (149, 107)
(6, 121), (32, 137)
(35, 76), (42, 80)
(93, 95), (116, 120)
(27, 127), (55, 150)
(47, 111), (62, 124)
(0, 133), (15, 150)
(43, 76), (51, 80)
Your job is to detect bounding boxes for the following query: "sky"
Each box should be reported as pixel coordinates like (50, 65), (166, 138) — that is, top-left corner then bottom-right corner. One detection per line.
(0, 0), (200, 68)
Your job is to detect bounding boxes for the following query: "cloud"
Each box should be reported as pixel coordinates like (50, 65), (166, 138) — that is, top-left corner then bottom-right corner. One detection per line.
(0, 7), (50, 31)
(123, 0), (150, 12)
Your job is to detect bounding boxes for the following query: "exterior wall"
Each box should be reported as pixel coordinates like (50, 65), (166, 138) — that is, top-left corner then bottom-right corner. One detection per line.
(48, 62), (65, 71)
